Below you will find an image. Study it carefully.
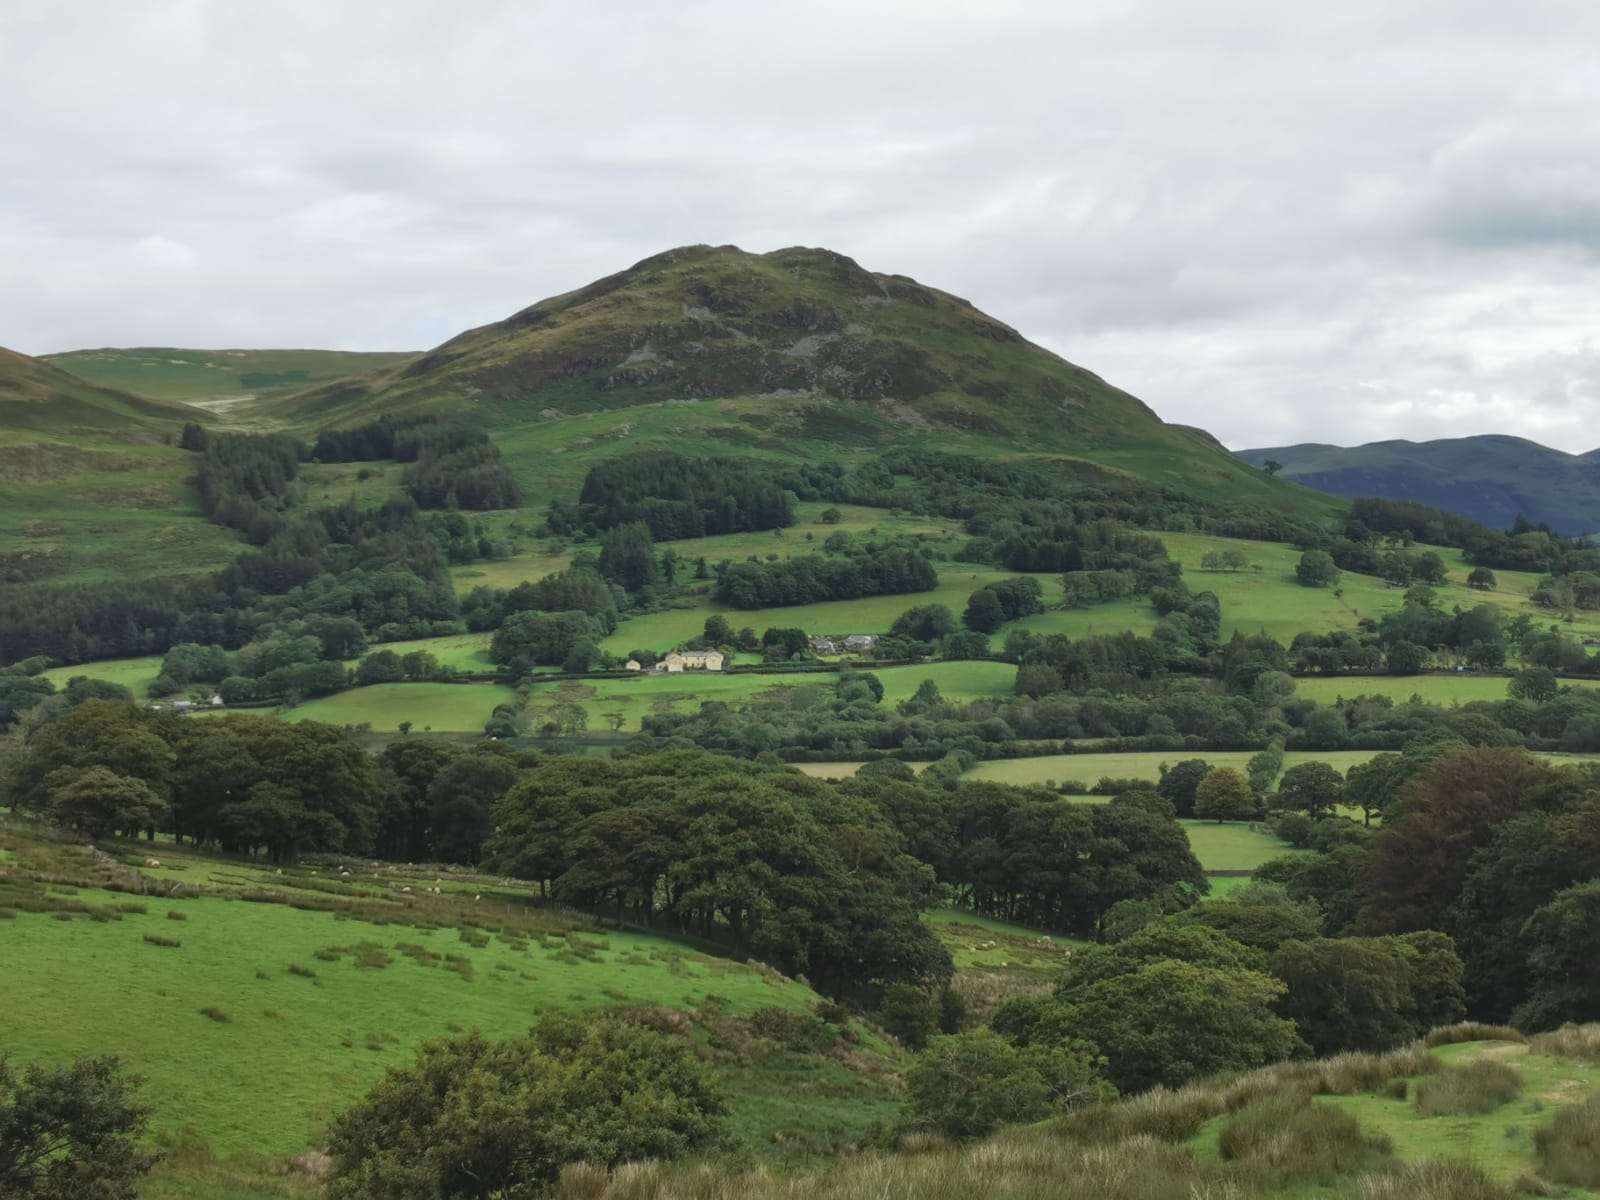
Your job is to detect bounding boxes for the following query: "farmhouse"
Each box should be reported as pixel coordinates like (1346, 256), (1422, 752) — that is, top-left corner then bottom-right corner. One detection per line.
(843, 634), (878, 651)
(625, 659), (643, 671)
(811, 636), (840, 655)
(661, 650), (724, 672)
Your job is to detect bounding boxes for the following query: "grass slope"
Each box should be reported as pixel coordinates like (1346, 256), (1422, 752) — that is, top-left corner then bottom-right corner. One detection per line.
(0, 826), (904, 1189)
(0, 346), (204, 437)
(44, 348), (416, 414)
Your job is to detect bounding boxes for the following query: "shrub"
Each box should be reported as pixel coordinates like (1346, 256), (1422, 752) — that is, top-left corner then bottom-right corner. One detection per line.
(907, 1029), (1113, 1141)
(1414, 1061), (1521, 1116)
(0, 1055), (157, 1197)
(142, 934), (180, 949)
(165, 910), (187, 922)
(115, 902), (147, 915)
(199, 1007), (230, 1023)
(325, 1014), (724, 1198)
(746, 1007), (835, 1053)
(287, 963), (317, 978)
(1534, 1095), (1600, 1186)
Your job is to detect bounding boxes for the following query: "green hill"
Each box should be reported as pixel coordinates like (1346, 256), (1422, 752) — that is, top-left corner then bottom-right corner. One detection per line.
(265, 244), (1339, 519)
(1237, 434), (1600, 535)
(0, 345), (205, 438)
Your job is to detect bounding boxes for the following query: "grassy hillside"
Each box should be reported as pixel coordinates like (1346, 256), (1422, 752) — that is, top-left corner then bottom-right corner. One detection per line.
(0, 346), (205, 438)
(0, 821), (907, 1197)
(261, 244), (1339, 521)
(1238, 434), (1600, 535)
(44, 347), (416, 412)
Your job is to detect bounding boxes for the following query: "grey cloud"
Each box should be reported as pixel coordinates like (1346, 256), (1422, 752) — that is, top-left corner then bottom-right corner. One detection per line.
(3, 0), (1600, 448)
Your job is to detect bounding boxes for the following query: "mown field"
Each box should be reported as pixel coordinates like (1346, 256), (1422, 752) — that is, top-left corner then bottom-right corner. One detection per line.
(279, 682), (516, 731)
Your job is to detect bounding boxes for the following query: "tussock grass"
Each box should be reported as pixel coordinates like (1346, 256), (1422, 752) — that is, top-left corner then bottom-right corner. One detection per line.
(199, 1006), (230, 1023)
(1534, 1094), (1600, 1186)
(143, 933), (180, 948)
(1414, 1061), (1522, 1116)
(286, 962), (316, 978)
(554, 1133), (1256, 1199)
(1423, 1022), (1525, 1048)
(1530, 1024), (1600, 1063)
(1355, 1159), (1518, 1200)
(166, 909), (187, 921)
(1218, 1095), (1390, 1177)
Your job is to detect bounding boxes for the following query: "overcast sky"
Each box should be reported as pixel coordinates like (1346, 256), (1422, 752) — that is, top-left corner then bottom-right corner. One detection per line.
(5, 1), (1599, 451)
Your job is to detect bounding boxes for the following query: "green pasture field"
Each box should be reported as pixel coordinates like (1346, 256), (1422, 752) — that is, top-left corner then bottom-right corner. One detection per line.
(524, 660), (1016, 731)
(924, 908), (1086, 974)
(1, 890), (854, 1160)
(280, 682), (516, 731)
(0, 830), (904, 1193)
(1178, 819), (1300, 873)
(340, 631), (496, 672)
(40, 653), (165, 700)
(791, 761), (868, 779)
(1293, 672), (1600, 705)
(961, 749), (1385, 788)
(1143, 530), (1600, 644)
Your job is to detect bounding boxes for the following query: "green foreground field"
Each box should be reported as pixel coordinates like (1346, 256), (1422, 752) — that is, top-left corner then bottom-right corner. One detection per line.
(0, 829), (907, 1193)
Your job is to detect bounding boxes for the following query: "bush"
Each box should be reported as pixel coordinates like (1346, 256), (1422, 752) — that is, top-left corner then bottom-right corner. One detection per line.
(165, 910), (187, 922)
(326, 1014), (724, 1199)
(198, 1006), (230, 1024)
(1414, 1061), (1521, 1116)
(906, 1030), (1112, 1141)
(745, 1007), (835, 1053)
(1534, 1095), (1600, 1186)
(0, 1055), (157, 1198)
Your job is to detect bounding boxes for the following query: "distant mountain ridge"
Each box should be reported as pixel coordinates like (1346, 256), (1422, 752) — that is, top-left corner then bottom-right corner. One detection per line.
(1237, 435), (1600, 535)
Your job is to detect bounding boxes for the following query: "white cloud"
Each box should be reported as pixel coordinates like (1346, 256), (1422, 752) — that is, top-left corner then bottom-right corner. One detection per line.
(3, 0), (1600, 448)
